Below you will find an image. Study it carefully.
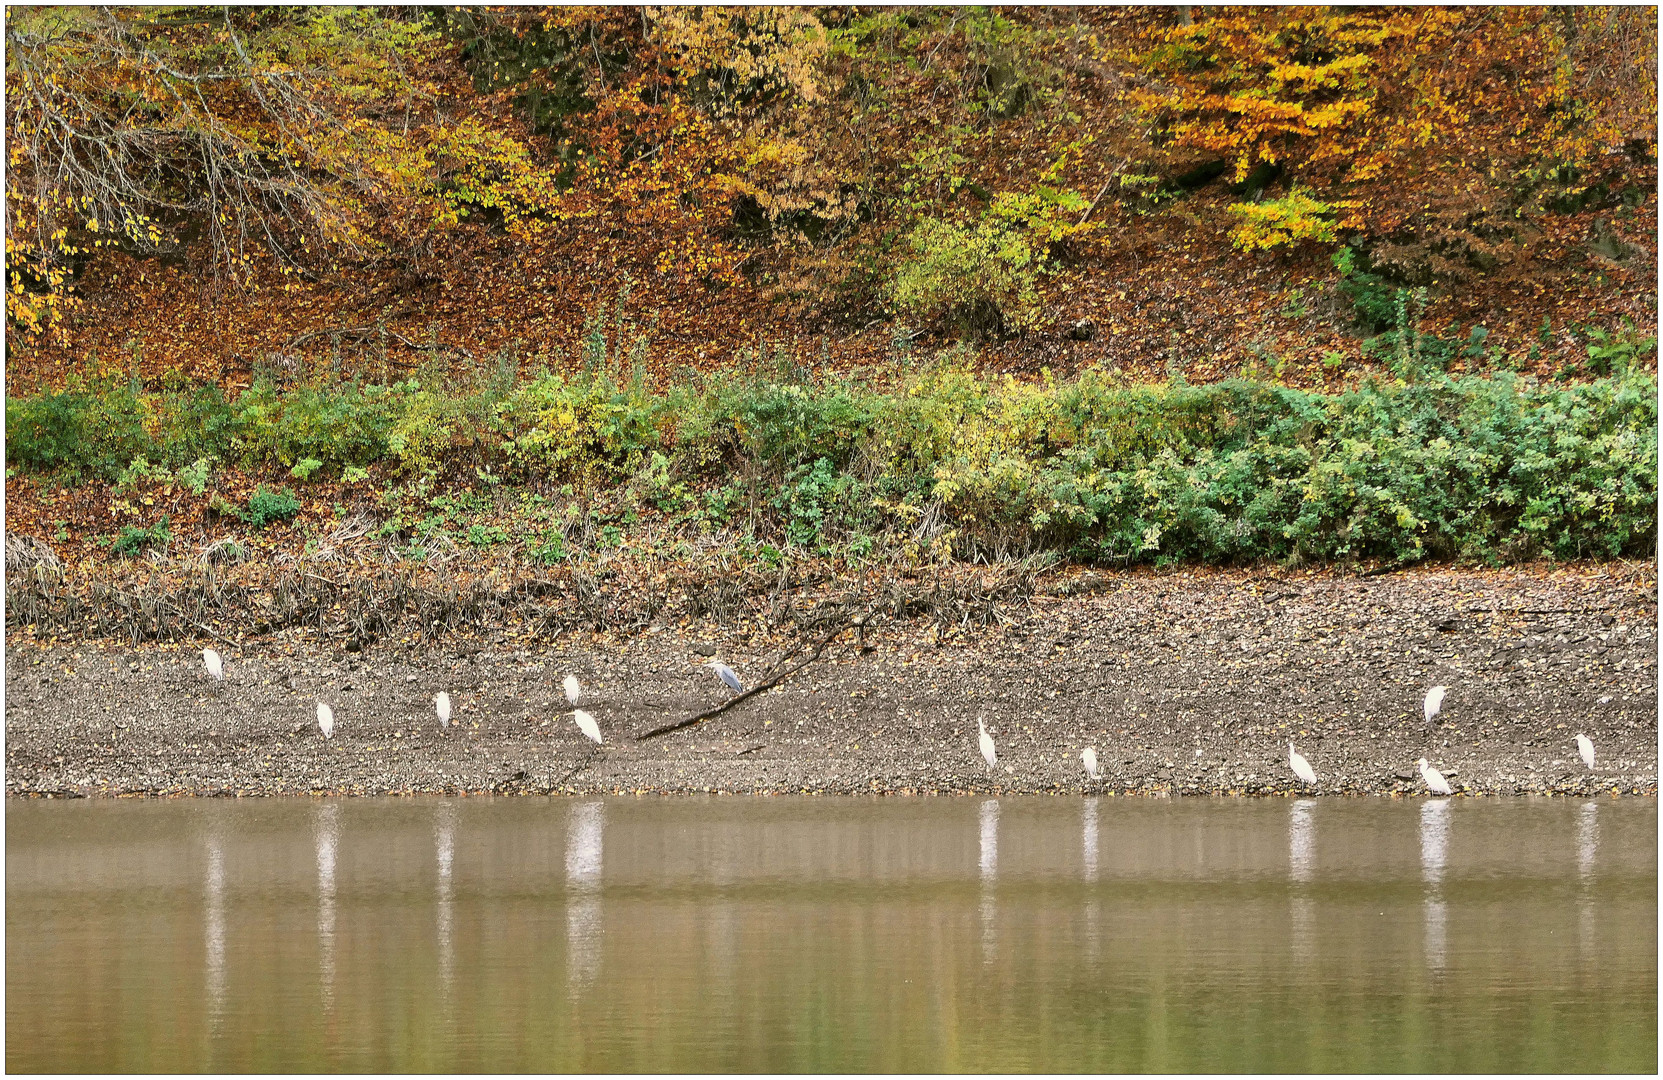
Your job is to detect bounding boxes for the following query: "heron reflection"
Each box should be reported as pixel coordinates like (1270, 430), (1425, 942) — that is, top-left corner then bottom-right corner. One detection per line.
(317, 805), (339, 1009)
(1577, 801), (1598, 955)
(979, 799), (999, 963)
(1419, 799), (1450, 972)
(204, 836), (226, 1031)
(1288, 800), (1316, 964)
(436, 803), (456, 995)
(565, 801), (604, 989)
(1082, 799), (1100, 962)
(1288, 800), (1316, 883)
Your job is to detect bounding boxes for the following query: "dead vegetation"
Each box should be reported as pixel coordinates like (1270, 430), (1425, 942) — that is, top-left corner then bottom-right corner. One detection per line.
(3, 531), (1048, 652)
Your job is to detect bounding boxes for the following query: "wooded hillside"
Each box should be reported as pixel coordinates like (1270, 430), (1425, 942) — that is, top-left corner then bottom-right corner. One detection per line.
(7, 6), (1657, 390)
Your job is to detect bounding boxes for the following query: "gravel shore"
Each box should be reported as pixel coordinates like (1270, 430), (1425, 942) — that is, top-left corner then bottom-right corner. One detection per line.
(6, 564), (1656, 799)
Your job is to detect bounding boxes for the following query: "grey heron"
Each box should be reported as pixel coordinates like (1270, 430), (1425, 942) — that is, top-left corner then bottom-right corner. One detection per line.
(705, 658), (744, 693)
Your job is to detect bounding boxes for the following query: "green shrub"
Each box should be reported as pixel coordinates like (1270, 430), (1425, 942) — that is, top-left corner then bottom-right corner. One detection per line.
(687, 370), (871, 477)
(111, 516), (171, 557)
(144, 385), (235, 467)
(231, 379), (408, 469)
(245, 486), (302, 529)
(499, 370), (660, 479)
(177, 457), (214, 495)
(2, 343), (1653, 570)
(891, 216), (1045, 338)
(773, 456), (864, 549)
(5, 386), (150, 480)
(1332, 247), (1402, 333)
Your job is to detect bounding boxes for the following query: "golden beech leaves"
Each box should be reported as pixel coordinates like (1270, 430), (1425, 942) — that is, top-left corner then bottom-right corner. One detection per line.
(1, 6), (1653, 388)
(1132, 7), (1656, 237)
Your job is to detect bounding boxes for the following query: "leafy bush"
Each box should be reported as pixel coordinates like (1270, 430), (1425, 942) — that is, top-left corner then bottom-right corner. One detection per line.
(5, 386), (149, 480)
(1332, 246), (1403, 333)
(687, 370), (872, 477)
(111, 516), (171, 557)
(245, 486), (302, 529)
(773, 456), (863, 549)
(3, 343), (1653, 570)
(230, 379), (408, 469)
(177, 457), (214, 495)
(499, 370), (660, 479)
(891, 215), (1046, 338)
(1581, 319), (1656, 376)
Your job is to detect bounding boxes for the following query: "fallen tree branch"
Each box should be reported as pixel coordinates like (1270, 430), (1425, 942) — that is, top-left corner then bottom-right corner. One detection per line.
(634, 622), (848, 742)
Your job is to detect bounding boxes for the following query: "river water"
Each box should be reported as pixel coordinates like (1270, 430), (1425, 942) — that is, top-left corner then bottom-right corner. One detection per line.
(7, 797), (1655, 1072)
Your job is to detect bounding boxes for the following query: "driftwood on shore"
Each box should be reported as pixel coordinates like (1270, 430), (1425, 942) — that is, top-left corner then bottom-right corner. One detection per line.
(634, 621), (851, 741)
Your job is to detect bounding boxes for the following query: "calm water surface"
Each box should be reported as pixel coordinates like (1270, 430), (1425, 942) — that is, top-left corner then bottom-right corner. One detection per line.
(7, 797), (1656, 1072)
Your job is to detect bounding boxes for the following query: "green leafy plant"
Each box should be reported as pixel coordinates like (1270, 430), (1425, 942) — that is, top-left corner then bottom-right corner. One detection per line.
(245, 486), (302, 529)
(1582, 319), (1656, 376)
(111, 516), (170, 557)
(1332, 246), (1403, 333)
(177, 457), (213, 495)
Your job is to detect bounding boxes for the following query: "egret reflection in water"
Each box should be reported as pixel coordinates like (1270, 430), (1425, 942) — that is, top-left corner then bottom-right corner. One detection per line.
(1081, 799), (1101, 962)
(979, 799), (999, 963)
(316, 805), (339, 1009)
(204, 836), (226, 1032)
(565, 801), (605, 990)
(5, 797), (1656, 1074)
(435, 803), (457, 995)
(1288, 800), (1316, 883)
(1578, 801), (1599, 954)
(1288, 800), (1316, 964)
(1419, 799), (1451, 972)
(1577, 801), (1599, 880)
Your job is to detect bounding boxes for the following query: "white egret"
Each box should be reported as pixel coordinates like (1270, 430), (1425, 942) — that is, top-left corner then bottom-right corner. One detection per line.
(573, 709), (603, 746)
(317, 702), (335, 739)
(1418, 757), (1453, 796)
(1575, 733), (1595, 770)
(705, 658), (744, 693)
(203, 647), (224, 682)
(563, 674), (583, 706)
(1423, 685), (1448, 726)
(1081, 747), (1102, 781)
(1288, 742), (1318, 786)
(435, 691), (451, 728)
(977, 719), (997, 770)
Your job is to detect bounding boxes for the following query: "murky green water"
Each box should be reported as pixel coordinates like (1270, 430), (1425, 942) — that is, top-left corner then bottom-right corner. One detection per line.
(7, 797), (1655, 1073)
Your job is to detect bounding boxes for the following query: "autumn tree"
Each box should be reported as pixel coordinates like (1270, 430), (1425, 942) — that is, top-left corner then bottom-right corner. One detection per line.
(4, 6), (464, 335)
(1130, 6), (1657, 278)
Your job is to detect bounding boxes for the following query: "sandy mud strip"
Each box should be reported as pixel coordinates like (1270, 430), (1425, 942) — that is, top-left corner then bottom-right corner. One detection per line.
(5, 565), (1656, 799)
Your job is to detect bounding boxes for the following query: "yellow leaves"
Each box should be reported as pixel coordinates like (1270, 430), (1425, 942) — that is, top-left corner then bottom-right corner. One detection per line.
(1227, 189), (1338, 251)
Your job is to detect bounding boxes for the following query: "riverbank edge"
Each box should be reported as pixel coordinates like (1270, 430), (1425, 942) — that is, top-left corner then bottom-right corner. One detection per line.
(6, 563), (1657, 800)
